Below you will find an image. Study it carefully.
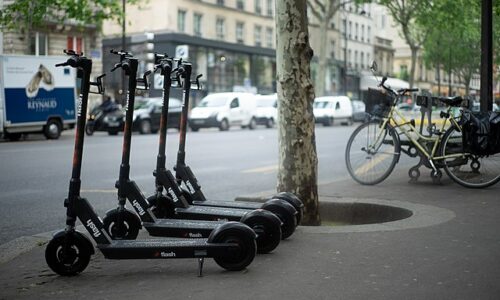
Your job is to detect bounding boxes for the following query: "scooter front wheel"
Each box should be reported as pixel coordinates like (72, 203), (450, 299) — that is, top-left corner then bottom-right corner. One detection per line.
(103, 209), (141, 240)
(241, 210), (282, 254)
(45, 232), (92, 276)
(211, 224), (257, 271)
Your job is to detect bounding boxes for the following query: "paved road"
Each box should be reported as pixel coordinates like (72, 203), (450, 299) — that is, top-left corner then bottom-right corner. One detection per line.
(0, 124), (372, 244)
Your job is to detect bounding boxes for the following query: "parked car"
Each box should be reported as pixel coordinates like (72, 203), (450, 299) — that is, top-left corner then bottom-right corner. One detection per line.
(254, 94), (278, 128)
(313, 96), (353, 126)
(351, 100), (367, 122)
(132, 97), (182, 134)
(189, 92), (257, 131)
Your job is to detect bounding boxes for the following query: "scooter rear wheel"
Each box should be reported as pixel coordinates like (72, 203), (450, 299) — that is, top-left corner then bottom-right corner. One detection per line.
(147, 194), (176, 218)
(262, 199), (297, 239)
(241, 210), (282, 254)
(271, 192), (304, 226)
(45, 232), (91, 276)
(103, 209), (141, 240)
(212, 226), (256, 271)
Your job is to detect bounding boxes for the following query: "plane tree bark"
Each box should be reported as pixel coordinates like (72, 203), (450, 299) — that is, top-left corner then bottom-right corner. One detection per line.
(276, 0), (320, 225)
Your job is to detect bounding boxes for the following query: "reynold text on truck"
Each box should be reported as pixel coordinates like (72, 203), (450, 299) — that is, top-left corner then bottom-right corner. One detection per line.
(0, 55), (77, 140)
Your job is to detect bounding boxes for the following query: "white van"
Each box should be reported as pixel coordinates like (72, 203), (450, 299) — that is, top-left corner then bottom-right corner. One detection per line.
(189, 92), (257, 131)
(313, 96), (353, 126)
(254, 94), (278, 128)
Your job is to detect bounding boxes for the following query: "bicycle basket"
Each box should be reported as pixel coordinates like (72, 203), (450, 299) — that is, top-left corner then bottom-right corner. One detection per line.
(365, 88), (392, 118)
(461, 111), (500, 155)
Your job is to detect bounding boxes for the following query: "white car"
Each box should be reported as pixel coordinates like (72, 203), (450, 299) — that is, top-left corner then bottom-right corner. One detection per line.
(254, 94), (278, 128)
(313, 96), (353, 126)
(189, 92), (257, 131)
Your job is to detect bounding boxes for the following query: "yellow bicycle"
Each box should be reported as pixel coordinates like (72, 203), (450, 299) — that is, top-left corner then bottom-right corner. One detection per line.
(345, 76), (500, 188)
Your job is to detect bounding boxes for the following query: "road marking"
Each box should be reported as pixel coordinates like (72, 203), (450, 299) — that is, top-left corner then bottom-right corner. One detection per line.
(81, 189), (116, 193)
(242, 165), (278, 174)
(354, 153), (391, 175)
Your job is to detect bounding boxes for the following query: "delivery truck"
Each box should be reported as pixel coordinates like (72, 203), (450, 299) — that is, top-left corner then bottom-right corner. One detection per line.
(0, 55), (77, 140)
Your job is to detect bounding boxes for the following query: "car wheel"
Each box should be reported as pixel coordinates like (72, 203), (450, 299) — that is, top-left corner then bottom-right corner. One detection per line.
(44, 119), (62, 139)
(219, 119), (229, 131)
(248, 118), (257, 130)
(139, 119), (152, 134)
(324, 117), (333, 127)
(266, 118), (274, 128)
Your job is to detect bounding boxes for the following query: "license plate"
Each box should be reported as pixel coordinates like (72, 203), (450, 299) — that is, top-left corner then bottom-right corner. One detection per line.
(193, 120), (204, 125)
(108, 122), (119, 127)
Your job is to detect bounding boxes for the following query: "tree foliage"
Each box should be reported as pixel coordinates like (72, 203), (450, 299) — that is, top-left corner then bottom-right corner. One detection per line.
(377, 0), (431, 88)
(421, 0), (481, 95)
(0, 0), (137, 31)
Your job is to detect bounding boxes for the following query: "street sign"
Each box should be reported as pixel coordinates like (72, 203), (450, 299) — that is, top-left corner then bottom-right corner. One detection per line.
(175, 45), (189, 59)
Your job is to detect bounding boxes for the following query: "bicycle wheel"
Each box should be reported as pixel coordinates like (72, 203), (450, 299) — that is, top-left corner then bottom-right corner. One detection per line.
(345, 120), (400, 185)
(440, 127), (500, 188)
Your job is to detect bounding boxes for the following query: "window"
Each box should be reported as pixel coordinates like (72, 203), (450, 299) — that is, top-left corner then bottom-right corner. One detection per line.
(193, 13), (202, 37)
(354, 50), (358, 69)
(236, 0), (244, 10)
(66, 36), (82, 54)
(177, 10), (186, 33)
(265, 27), (273, 48)
(31, 32), (48, 56)
(236, 22), (245, 44)
(216, 18), (225, 40)
(355, 23), (358, 40)
(330, 40), (335, 59)
(254, 25), (262, 47)
(367, 26), (371, 43)
(342, 19), (347, 36)
(230, 98), (239, 108)
(361, 24), (364, 42)
(266, 0), (273, 16)
(217, 0), (224, 5)
(348, 21), (352, 39)
(255, 0), (262, 15)
(360, 52), (364, 69)
(348, 49), (352, 67)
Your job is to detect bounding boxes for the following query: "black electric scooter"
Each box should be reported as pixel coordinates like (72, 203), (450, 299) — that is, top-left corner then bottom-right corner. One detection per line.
(45, 50), (257, 276)
(148, 59), (298, 240)
(102, 52), (280, 253)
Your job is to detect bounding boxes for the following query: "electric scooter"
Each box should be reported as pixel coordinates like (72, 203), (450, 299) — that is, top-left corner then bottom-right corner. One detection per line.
(45, 50), (257, 276)
(147, 59), (297, 240)
(102, 52), (281, 254)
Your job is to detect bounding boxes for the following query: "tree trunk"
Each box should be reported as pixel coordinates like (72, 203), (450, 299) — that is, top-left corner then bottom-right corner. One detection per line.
(276, 0), (320, 225)
(409, 46), (418, 89)
(315, 19), (328, 97)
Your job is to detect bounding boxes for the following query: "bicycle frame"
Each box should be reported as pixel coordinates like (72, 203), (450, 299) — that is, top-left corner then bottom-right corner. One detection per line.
(373, 101), (466, 169)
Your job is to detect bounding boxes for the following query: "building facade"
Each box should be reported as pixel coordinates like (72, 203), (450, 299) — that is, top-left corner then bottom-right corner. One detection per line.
(103, 0), (278, 102)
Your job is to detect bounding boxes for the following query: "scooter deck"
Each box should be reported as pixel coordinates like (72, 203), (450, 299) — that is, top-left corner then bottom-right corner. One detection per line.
(98, 239), (227, 259)
(192, 200), (262, 210)
(174, 206), (251, 221)
(143, 219), (224, 238)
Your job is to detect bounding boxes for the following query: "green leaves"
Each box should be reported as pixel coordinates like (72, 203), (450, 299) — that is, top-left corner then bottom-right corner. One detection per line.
(0, 0), (141, 31)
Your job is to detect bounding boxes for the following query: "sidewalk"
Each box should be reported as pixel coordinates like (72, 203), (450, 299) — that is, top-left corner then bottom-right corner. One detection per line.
(0, 170), (499, 300)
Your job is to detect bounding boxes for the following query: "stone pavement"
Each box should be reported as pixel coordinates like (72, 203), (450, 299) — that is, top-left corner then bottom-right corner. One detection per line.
(0, 169), (499, 300)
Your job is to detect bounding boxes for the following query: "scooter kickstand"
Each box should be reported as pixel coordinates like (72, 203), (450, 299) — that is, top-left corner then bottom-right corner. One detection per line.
(198, 258), (204, 277)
